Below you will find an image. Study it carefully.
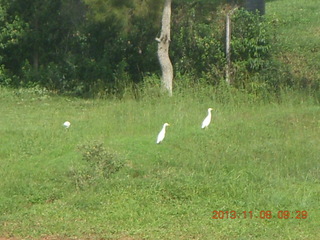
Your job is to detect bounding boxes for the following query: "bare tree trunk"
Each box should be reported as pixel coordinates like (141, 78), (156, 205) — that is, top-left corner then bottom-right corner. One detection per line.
(225, 7), (238, 84)
(156, 0), (173, 96)
(225, 13), (231, 84)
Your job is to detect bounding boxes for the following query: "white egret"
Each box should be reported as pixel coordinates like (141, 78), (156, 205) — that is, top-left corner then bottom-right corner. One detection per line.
(201, 108), (213, 129)
(156, 123), (170, 144)
(63, 121), (71, 128)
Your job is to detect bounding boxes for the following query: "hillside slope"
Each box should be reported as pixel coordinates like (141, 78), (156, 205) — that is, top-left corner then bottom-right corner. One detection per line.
(267, 0), (320, 88)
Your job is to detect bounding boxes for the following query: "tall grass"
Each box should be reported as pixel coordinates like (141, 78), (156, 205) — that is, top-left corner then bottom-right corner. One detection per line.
(0, 84), (319, 239)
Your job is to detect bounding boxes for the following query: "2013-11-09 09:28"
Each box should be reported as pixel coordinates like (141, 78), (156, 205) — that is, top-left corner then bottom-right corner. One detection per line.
(212, 210), (308, 219)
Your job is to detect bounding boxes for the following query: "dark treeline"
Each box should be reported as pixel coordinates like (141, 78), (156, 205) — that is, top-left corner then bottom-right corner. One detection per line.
(0, 0), (307, 97)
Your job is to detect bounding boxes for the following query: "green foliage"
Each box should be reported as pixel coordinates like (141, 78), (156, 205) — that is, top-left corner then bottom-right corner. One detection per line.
(78, 141), (125, 178)
(0, 0), (319, 97)
(0, 1), (27, 85)
(0, 64), (11, 85)
(171, 3), (226, 83)
(69, 141), (125, 190)
(202, 7), (294, 96)
(230, 9), (272, 86)
(232, 9), (271, 70)
(171, 3), (283, 95)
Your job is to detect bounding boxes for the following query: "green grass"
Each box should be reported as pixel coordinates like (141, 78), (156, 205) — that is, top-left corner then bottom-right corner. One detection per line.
(1, 0), (320, 239)
(0, 85), (319, 239)
(267, 0), (320, 83)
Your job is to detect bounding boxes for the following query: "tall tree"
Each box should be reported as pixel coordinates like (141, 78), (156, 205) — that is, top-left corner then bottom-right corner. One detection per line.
(156, 0), (173, 96)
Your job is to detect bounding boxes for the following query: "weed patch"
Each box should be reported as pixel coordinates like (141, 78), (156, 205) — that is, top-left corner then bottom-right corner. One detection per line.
(69, 141), (125, 189)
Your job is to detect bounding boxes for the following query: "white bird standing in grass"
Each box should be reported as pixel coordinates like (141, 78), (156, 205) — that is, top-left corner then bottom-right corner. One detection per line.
(156, 123), (170, 144)
(63, 121), (71, 128)
(201, 108), (213, 129)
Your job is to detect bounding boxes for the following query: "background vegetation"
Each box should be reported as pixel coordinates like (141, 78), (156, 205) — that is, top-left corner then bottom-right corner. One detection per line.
(1, 0), (318, 97)
(0, 0), (319, 239)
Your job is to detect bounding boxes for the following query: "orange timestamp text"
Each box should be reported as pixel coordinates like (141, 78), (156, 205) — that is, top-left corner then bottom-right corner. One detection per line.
(212, 210), (308, 219)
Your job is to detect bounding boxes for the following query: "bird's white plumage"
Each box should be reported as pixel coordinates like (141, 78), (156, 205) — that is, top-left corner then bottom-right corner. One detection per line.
(201, 108), (213, 129)
(63, 121), (71, 128)
(156, 123), (170, 144)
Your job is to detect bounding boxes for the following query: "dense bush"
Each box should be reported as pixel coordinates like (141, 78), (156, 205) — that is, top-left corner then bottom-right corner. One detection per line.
(171, 4), (226, 84)
(171, 5), (287, 95)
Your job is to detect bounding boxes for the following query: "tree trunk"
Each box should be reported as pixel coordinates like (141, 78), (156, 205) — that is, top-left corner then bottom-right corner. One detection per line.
(225, 7), (238, 84)
(156, 0), (173, 96)
(33, 18), (39, 72)
(225, 13), (231, 84)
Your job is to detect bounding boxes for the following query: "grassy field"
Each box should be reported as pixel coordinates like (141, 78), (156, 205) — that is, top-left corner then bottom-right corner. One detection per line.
(1, 0), (320, 239)
(0, 86), (319, 239)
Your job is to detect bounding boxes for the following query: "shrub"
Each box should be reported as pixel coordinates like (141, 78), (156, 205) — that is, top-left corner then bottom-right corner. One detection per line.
(70, 141), (125, 190)
(79, 141), (124, 178)
(229, 9), (272, 86)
